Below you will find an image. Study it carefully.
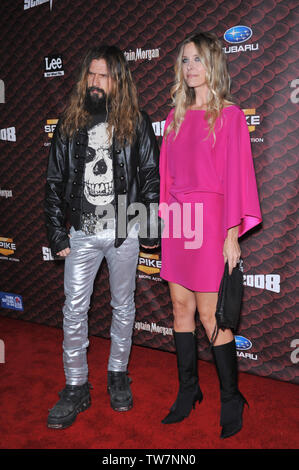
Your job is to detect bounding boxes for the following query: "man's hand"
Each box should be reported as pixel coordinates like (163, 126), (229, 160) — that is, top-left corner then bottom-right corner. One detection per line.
(57, 247), (71, 257)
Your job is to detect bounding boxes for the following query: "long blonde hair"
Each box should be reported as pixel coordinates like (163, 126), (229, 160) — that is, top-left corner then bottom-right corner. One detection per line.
(61, 45), (141, 146)
(165, 32), (234, 141)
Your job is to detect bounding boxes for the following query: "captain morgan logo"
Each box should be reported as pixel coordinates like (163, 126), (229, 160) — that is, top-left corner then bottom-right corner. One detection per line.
(124, 47), (159, 62)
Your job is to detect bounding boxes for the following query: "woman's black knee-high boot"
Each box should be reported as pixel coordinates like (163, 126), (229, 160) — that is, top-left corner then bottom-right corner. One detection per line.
(212, 339), (248, 438)
(162, 331), (203, 424)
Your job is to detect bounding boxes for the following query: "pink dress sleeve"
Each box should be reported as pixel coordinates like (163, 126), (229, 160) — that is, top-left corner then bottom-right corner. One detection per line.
(159, 109), (174, 219)
(224, 107), (262, 238)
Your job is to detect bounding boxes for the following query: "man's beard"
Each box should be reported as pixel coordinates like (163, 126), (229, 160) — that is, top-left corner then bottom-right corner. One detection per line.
(84, 87), (110, 115)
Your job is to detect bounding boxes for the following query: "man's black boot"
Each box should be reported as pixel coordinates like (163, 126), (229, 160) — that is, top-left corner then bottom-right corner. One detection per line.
(47, 382), (91, 429)
(107, 371), (133, 411)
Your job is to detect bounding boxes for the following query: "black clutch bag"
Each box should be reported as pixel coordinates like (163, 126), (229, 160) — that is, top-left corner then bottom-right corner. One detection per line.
(210, 260), (244, 346)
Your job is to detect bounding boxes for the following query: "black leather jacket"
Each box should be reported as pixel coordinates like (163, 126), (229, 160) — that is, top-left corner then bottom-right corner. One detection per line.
(45, 111), (160, 255)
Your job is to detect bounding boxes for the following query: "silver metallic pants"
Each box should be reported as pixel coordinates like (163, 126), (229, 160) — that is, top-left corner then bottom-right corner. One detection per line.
(62, 225), (140, 385)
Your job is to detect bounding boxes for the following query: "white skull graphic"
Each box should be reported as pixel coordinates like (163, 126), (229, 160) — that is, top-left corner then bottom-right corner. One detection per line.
(84, 123), (114, 206)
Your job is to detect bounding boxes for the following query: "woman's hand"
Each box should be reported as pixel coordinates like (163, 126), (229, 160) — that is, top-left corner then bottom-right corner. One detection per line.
(223, 226), (241, 275)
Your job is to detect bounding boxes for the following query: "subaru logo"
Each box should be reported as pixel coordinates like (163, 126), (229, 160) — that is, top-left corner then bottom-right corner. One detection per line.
(224, 26), (253, 44)
(235, 335), (252, 350)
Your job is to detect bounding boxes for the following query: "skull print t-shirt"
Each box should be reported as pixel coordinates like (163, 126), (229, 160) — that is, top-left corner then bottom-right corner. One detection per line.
(82, 113), (115, 234)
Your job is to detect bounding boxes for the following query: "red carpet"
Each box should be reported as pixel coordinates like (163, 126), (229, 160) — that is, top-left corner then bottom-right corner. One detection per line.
(0, 316), (298, 450)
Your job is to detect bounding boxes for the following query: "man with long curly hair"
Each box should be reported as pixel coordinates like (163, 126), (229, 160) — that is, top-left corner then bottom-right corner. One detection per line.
(45, 45), (160, 429)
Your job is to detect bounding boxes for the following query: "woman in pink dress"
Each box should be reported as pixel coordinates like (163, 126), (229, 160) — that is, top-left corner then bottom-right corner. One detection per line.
(159, 32), (262, 438)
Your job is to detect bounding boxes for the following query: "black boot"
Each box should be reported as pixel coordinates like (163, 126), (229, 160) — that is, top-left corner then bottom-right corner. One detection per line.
(162, 331), (203, 424)
(107, 371), (133, 411)
(212, 339), (248, 438)
(47, 382), (91, 429)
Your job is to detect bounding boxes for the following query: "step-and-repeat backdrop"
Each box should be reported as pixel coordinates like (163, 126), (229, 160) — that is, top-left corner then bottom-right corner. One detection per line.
(0, 0), (298, 384)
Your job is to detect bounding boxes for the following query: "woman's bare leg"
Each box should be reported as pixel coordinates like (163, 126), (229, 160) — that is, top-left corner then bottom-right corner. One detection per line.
(168, 282), (197, 331)
(195, 292), (233, 345)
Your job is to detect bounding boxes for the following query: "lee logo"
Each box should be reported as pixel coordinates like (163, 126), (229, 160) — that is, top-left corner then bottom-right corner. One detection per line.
(44, 55), (64, 77)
